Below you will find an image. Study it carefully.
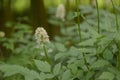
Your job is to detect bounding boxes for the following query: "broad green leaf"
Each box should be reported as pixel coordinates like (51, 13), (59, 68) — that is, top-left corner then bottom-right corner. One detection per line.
(85, 71), (95, 80)
(91, 59), (109, 69)
(68, 47), (82, 57)
(0, 64), (40, 80)
(103, 49), (113, 60)
(55, 42), (66, 52)
(98, 72), (115, 80)
(55, 52), (68, 60)
(40, 72), (54, 80)
(34, 60), (51, 72)
(61, 70), (72, 80)
(78, 38), (96, 46)
(53, 63), (61, 76)
(68, 63), (78, 75)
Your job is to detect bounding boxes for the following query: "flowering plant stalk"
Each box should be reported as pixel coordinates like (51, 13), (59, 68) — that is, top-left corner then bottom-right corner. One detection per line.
(96, 0), (100, 33)
(35, 27), (51, 64)
(75, 0), (82, 42)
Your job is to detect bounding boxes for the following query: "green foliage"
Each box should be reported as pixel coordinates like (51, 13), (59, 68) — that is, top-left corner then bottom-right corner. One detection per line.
(0, 64), (40, 80)
(0, 2), (120, 80)
(34, 60), (51, 72)
(97, 72), (115, 80)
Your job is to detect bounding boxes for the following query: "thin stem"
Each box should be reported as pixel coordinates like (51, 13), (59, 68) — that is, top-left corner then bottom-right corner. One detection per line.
(82, 53), (90, 70)
(76, 0), (82, 42)
(96, 0), (100, 33)
(111, 0), (120, 70)
(43, 45), (51, 65)
(43, 45), (58, 80)
(116, 42), (120, 70)
(111, 0), (119, 31)
(99, 39), (114, 54)
(115, 40), (120, 70)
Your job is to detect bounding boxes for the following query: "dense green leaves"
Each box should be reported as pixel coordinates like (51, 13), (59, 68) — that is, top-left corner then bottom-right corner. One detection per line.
(0, 2), (120, 80)
(0, 64), (40, 80)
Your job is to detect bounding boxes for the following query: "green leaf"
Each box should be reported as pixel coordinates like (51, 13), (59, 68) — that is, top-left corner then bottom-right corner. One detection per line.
(40, 72), (54, 80)
(98, 72), (115, 80)
(55, 42), (66, 52)
(68, 47), (82, 57)
(79, 48), (96, 53)
(66, 12), (80, 20)
(61, 70), (72, 80)
(55, 52), (68, 60)
(78, 38), (96, 46)
(53, 63), (61, 76)
(103, 49), (113, 60)
(85, 71), (95, 80)
(34, 60), (51, 72)
(68, 63), (78, 75)
(91, 59), (109, 69)
(0, 64), (40, 80)
(88, 26), (101, 38)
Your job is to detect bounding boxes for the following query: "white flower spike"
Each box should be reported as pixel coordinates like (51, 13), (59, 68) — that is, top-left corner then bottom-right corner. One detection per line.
(56, 4), (66, 21)
(35, 27), (49, 45)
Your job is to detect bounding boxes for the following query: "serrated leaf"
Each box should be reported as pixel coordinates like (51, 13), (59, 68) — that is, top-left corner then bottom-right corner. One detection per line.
(34, 60), (51, 72)
(98, 72), (114, 80)
(91, 59), (109, 69)
(53, 63), (61, 76)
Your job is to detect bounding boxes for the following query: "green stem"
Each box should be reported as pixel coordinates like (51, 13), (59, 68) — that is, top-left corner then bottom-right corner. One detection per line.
(43, 45), (58, 80)
(100, 39), (114, 54)
(117, 41), (120, 70)
(111, 0), (119, 31)
(83, 53), (90, 70)
(76, 0), (82, 42)
(96, 0), (100, 33)
(43, 45), (51, 64)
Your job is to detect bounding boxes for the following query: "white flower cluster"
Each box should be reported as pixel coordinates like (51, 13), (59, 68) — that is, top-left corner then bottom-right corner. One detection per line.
(35, 27), (49, 45)
(56, 4), (65, 21)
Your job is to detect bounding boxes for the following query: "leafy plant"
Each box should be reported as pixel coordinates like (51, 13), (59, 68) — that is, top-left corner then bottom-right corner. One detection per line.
(0, 0), (120, 80)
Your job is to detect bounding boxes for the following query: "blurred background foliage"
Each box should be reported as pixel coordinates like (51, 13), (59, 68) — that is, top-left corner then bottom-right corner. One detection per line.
(0, 0), (120, 80)
(0, 0), (120, 59)
(0, 0), (120, 37)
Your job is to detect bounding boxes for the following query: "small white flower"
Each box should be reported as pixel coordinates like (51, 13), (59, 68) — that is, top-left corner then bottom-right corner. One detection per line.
(35, 27), (50, 45)
(56, 4), (66, 21)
